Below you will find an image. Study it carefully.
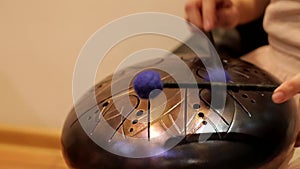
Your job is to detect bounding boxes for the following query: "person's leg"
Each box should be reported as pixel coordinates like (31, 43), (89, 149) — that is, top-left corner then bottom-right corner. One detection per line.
(288, 100), (300, 169)
(241, 46), (300, 169)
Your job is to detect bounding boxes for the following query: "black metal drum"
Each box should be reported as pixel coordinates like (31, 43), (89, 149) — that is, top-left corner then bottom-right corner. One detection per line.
(61, 38), (299, 169)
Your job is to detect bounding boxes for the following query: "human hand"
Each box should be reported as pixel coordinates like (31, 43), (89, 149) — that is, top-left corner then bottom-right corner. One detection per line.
(272, 74), (300, 103)
(185, 0), (239, 31)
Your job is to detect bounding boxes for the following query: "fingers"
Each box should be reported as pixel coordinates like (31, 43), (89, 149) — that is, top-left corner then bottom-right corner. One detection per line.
(272, 74), (300, 103)
(185, 0), (203, 29)
(185, 0), (236, 31)
(216, 3), (239, 28)
(185, 0), (218, 31)
(202, 0), (216, 31)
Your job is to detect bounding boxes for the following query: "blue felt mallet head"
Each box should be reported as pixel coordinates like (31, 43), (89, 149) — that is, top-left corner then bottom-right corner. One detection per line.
(204, 68), (231, 83)
(133, 70), (163, 99)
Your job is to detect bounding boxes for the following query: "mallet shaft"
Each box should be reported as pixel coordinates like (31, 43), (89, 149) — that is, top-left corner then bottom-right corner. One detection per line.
(163, 82), (278, 92)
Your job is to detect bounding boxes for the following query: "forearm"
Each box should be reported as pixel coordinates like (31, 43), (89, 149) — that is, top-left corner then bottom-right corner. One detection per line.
(233, 0), (270, 25)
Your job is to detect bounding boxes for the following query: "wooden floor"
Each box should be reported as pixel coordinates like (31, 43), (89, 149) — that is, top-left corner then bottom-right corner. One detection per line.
(0, 125), (68, 169)
(1, 125), (300, 169)
(0, 143), (68, 169)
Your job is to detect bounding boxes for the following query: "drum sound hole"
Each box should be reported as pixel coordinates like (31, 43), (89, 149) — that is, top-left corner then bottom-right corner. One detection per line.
(193, 103), (201, 110)
(102, 101), (109, 107)
(132, 119), (138, 124)
(242, 94), (248, 99)
(136, 110), (144, 116)
(198, 112), (205, 118)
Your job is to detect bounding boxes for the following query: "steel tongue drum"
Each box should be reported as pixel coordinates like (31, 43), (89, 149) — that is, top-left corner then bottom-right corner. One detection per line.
(61, 34), (299, 169)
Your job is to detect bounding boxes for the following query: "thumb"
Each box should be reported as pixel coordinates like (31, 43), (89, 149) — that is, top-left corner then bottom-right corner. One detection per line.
(272, 74), (300, 103)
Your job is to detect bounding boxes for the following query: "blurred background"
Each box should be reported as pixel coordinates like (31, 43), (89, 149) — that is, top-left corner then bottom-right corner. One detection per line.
(0, 1), (272, 168)
(0, 0), (186, 130)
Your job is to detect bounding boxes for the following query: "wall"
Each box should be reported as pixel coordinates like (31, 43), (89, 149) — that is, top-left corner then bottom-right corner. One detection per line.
(0, 0), (186, 129)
